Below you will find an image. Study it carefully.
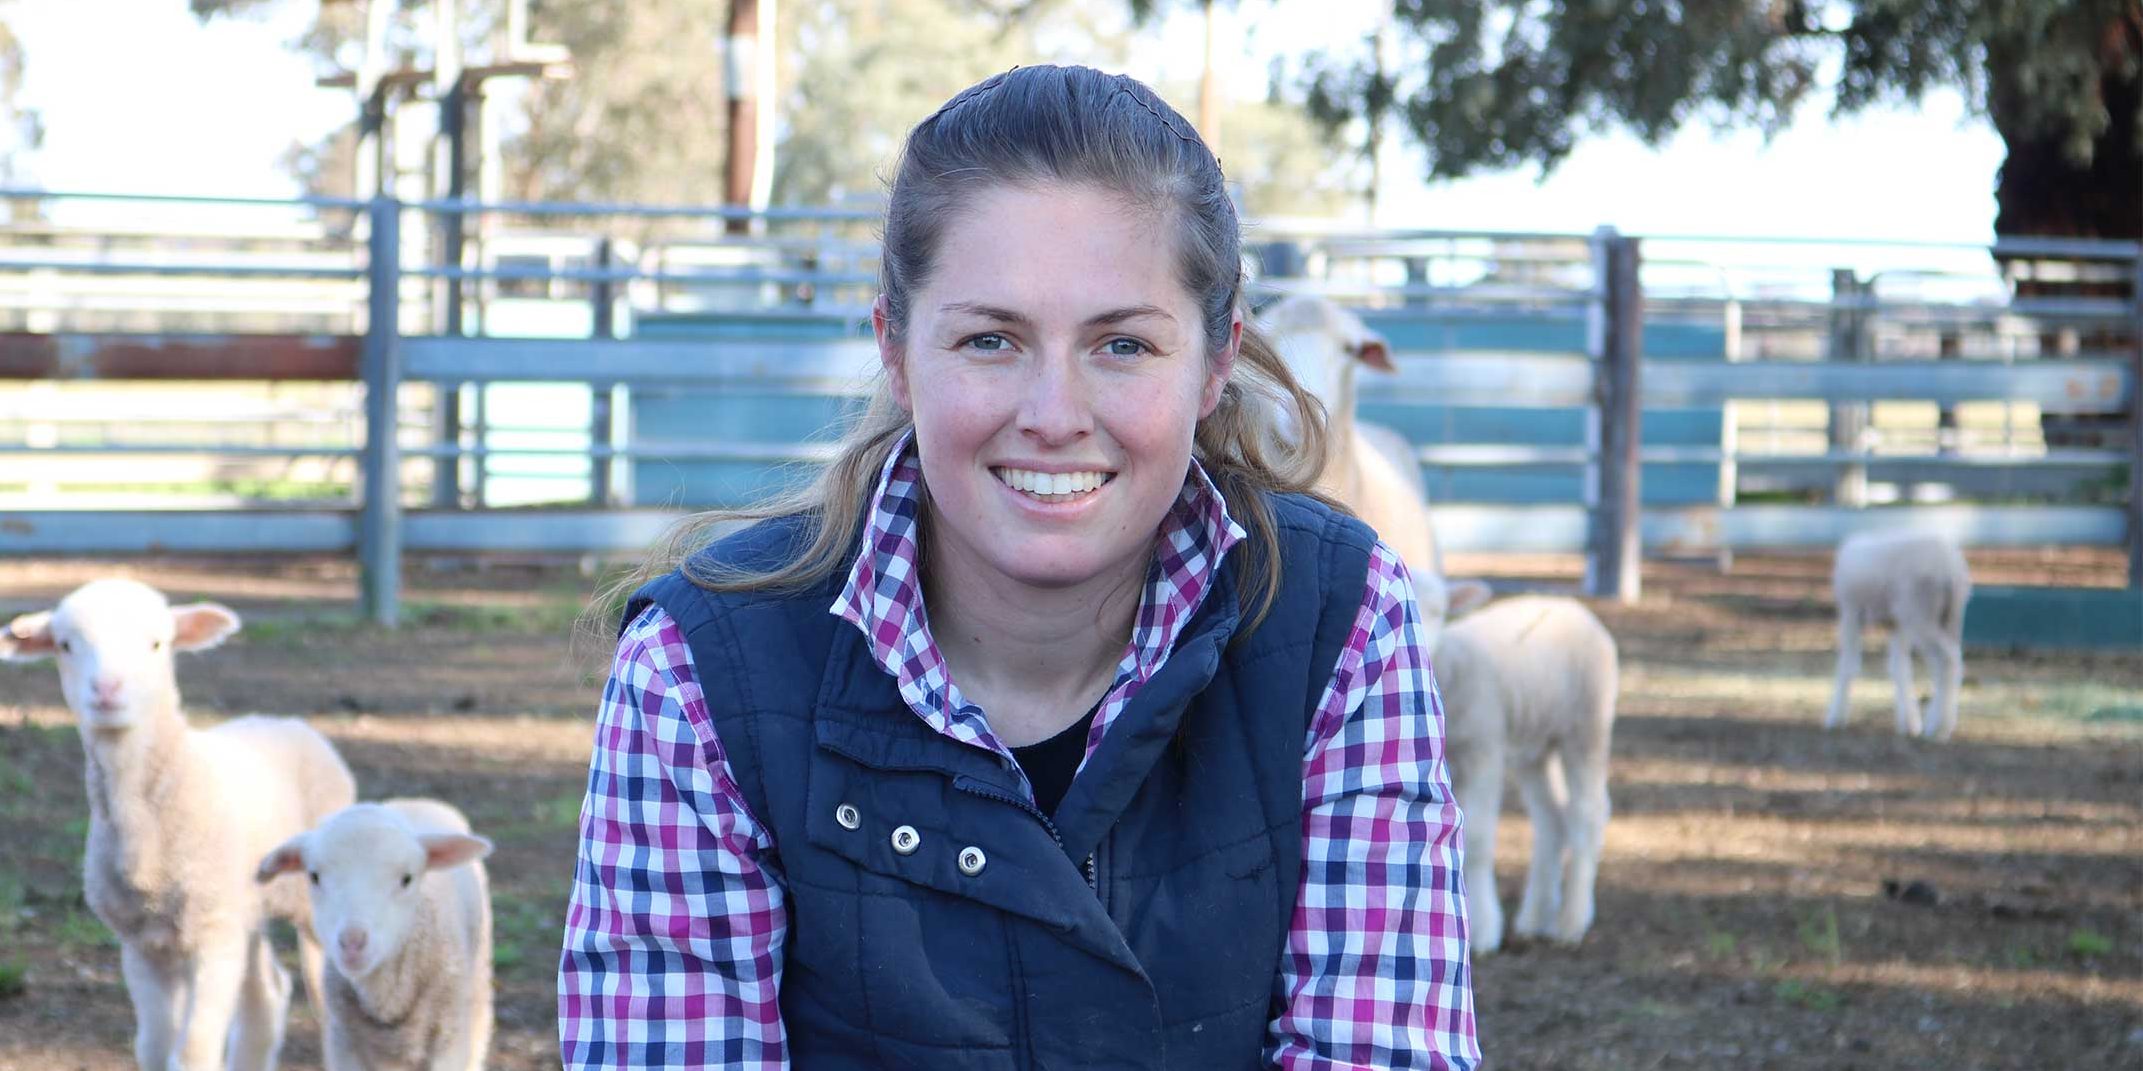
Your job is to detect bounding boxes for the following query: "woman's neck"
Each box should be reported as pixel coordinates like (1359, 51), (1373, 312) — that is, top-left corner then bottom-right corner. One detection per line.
(922, 524), (1148, 748)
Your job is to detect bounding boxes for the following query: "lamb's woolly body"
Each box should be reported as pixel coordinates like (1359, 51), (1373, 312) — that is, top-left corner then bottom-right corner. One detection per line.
(1432, 595), (1619, 953)
(310, 800), (493, 1071)
(1826, 529), (1973, 739)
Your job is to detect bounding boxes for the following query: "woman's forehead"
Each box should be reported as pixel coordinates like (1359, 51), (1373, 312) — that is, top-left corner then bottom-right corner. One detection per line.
(927, 183), (1190, 320)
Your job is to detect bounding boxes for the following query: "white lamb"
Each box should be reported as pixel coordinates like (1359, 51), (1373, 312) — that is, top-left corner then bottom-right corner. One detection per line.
(0, 578), (356, 1071)
(257, 799), (494, 1071)
(1430, 586), (1620, 954)
(1826, 529), (1973, 740)
(1262, 292), (1451, 628)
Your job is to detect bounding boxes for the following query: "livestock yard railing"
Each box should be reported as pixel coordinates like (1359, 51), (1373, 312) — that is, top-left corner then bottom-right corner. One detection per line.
(1, 190), (2136, 625)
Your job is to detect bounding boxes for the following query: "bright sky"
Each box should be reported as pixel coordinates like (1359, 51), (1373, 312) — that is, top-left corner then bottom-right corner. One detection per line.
(9, 0), (2007, 247)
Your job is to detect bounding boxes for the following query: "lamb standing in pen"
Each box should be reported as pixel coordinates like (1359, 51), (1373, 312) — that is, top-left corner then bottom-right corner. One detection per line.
(258, 799), (494, 1071)
(1431, 586), (1620, 954)
(0, 578), (356, 1071)
(1826, 529), (1973, 740)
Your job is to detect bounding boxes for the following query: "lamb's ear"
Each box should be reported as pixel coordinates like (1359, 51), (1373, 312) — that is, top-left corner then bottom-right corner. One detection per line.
(420, 832), (493, 871)
(0, 611), (57, 661)
(1353, 335), (1397, 373)
(1446, 580), (1495, 619)
(171, 602), (241, 652)
(257, 837), (309, 884)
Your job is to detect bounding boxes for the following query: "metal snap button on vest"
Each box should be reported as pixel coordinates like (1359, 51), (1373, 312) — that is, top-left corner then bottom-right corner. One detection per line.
(835, 803), (861, 831)
(957, 846), (987, 876)
(890, 824), (921, 855)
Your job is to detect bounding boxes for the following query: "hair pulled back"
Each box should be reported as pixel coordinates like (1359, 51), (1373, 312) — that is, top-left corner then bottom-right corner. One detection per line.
(602, 65), (1332, 631)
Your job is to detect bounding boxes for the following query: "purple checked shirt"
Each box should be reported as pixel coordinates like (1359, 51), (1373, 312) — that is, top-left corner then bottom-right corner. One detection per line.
(559, 442), (1480, 1070)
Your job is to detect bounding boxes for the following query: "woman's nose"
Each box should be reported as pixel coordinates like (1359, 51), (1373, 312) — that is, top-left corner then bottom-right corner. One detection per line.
(1016, 353), (1092, 443)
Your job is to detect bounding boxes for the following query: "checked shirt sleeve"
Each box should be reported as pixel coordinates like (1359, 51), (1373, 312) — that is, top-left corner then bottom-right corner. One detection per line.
(558, 605), (790, 1070)
(1266, 544), (1481, 1070)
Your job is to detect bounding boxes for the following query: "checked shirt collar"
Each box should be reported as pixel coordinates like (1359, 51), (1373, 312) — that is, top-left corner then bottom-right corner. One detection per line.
(831, 431), (1246, 773)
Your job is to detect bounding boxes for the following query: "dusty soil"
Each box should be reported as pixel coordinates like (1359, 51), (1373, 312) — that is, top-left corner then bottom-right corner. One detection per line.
(0, 550), (2137, 1071)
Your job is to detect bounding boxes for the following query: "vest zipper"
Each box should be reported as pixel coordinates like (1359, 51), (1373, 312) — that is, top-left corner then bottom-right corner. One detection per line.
(953, 778), (1097, 893)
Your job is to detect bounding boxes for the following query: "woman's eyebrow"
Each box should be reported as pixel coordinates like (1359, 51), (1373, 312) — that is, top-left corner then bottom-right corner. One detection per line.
(939, 301), (1177, 329)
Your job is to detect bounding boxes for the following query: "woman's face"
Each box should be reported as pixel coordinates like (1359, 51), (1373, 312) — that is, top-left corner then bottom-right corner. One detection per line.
(878, 181), (1236, 594)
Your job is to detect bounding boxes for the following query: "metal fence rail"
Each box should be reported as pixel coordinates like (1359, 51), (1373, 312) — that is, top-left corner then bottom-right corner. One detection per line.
(2, 189), (2138, 623)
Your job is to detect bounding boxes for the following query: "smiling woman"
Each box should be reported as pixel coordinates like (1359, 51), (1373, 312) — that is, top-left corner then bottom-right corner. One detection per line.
(559, 64), (1480, 1071)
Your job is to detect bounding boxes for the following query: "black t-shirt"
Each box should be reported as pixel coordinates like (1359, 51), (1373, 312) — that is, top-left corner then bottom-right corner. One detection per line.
(1012, 699), (1103, 818)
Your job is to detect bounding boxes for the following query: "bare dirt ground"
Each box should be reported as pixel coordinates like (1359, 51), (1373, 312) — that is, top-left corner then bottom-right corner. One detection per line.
(1, 549), (2137, 1071)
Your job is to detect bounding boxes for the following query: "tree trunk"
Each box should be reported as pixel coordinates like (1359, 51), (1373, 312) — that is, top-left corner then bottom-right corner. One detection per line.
(1988, 12), (2139, 449)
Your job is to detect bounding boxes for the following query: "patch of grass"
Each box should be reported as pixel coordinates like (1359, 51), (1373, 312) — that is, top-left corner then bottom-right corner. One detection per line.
(0, 875), (24, 934)
(1702, 929), (1738, 960)
(489, 879), (572, 983)
(2066, 928), (2114, 958)
(1796, 904), (1843, 968)
(2010, 683), (2143, 724)
(406, 597), (587, 637)
(54, 909), (116, 950)
(0, 955), (27, 1000)
(2004, 942), (2038, 969)
(531, 790), (585, 831)
(1773, 978), (1846, 1013)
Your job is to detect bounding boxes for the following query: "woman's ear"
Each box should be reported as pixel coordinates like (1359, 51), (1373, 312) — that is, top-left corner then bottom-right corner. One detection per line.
(874, 296), (913, 412)
(1201, 313), (1242, 417)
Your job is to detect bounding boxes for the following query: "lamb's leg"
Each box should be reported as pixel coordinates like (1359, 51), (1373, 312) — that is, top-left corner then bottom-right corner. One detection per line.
(1510, 751), (1569, 941)
(1919, 627), (1964, 742)
(121, 943), (179, 1071)
(1449, 747), (1506, 954)
(172, 937), (247, 1071)
(294, 928), (327, 1025)
(1554, 742), (1612, 945)
(1886, 630), (1922, 737)
(228, 929), (290, 1071)
(1824, 607), (1861, 729)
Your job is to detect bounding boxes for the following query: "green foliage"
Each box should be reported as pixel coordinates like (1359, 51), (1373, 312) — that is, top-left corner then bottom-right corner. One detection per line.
(773, 0), (1129, 206)
(2066, 928), (2114, 957)
(1796, 904), (1843, 967)
(1303, 0), (2141, 187)
(1772, 978), (1845, 1012)
(0, 955), (25, 1000)
(54, 909), (115, 950)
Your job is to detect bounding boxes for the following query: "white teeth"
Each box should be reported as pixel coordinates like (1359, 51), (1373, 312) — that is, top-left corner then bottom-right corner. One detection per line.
(995, 468), (1110, 498)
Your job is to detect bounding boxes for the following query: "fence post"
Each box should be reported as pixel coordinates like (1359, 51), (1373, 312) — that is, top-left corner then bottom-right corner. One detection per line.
(1586, 228), (1643, 603)
(590, 236), (616, 507)
(1828, 268), (1870, 507)
(360, 195), (403, 626)
(2129, 251), (2142, 590)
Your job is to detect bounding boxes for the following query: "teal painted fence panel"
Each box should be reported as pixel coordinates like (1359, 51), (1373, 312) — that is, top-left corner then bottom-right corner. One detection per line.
(1964, 586), (2143, 651)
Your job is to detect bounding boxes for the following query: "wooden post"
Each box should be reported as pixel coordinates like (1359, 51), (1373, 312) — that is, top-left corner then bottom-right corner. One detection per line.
(2129, 252), (2142, 590)
(359, 196), (404, 627)
(434, 80), (468, 509)
(1586, 228), (1643, 603)
(590, 237), (616, 508)
(721, 0), (760, 236)
(1828, 268), (1869, 507)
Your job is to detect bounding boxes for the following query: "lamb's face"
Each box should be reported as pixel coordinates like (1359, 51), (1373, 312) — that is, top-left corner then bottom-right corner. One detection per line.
(0, 579), (238, 732)
(266, 804), (492, 980)
(302, 808), (434, 979)
(1262, 298), (1393, 446)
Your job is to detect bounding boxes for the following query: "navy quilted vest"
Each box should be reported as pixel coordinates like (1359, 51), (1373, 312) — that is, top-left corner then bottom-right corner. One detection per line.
(627, 492), (1376, 1070)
